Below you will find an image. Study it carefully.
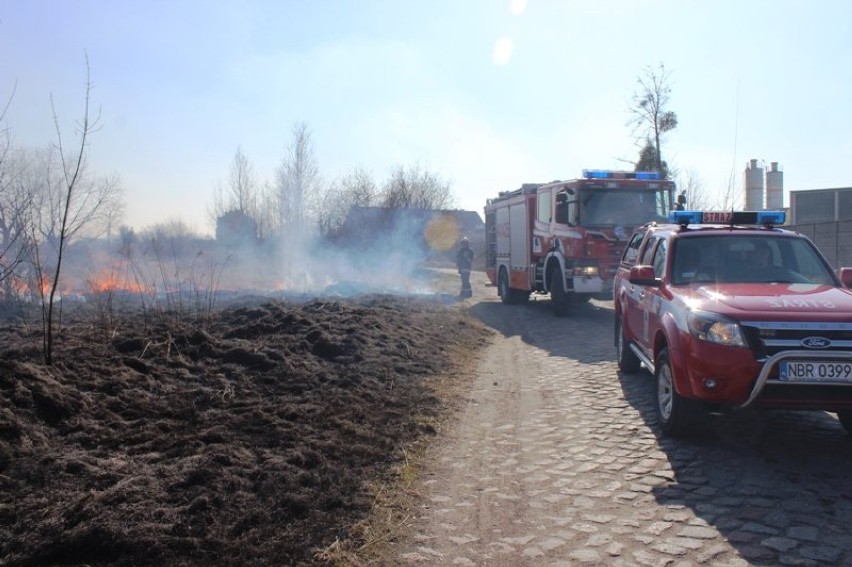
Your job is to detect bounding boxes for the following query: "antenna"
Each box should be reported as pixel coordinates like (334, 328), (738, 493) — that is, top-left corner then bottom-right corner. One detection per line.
(723, 80), (740, 210)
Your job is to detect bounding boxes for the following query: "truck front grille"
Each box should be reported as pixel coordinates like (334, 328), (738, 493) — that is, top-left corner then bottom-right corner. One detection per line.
(741, 322), (852, 359)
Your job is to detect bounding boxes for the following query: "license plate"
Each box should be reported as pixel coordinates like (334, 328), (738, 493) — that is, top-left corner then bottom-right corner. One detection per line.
(779, 361), (852, 383)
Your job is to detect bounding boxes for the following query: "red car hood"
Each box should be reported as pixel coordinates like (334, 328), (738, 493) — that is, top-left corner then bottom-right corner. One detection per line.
(680, 283), (852, 321)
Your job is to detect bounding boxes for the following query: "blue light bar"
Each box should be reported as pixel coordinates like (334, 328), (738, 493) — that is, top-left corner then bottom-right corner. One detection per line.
(668, 210), (703, 225)
(635, 171), (661, 180)
(583, 169), (613, 179)
(756, 210), (786, 225)
(668, 210), (786, 227)
(582, 169), (662, 180)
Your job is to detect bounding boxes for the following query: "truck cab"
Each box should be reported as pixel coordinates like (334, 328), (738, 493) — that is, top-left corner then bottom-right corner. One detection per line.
(485, 170), (677, 316)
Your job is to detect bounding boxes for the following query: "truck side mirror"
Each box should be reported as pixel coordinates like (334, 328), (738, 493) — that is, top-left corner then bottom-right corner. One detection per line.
(839, 267), (852, 288)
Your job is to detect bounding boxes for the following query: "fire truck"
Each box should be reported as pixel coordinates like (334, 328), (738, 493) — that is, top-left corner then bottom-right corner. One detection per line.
(484, 170), (679, 316)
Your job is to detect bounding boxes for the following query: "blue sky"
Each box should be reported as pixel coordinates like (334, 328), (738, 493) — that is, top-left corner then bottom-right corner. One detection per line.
(2, 0), (851, 235)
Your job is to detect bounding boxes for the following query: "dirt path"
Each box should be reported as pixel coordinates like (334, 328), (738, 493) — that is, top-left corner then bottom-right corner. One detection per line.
(392, 271), (629, 565)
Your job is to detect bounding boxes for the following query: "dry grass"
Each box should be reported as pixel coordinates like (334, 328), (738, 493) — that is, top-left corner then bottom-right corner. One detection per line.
(322, 324), (492, 566)
(1, 266), (495, 566)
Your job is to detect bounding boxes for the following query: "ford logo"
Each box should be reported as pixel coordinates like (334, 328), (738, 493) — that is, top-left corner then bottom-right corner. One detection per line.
(801, 336), (832, 349)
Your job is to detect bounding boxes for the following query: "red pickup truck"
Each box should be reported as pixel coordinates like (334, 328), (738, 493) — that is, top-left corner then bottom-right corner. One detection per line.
(613, 210), (852, 437)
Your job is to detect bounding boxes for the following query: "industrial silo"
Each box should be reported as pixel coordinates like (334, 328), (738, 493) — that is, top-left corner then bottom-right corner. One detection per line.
(744, 159), (765, 210)
(765, 162), (784, 210)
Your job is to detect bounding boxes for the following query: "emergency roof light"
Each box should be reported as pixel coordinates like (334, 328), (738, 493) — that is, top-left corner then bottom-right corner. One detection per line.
(755, 210), (786, 225)
(668, 210), (703, 226)
(582, 170), (661, 180)
(668, 210), (786, 227)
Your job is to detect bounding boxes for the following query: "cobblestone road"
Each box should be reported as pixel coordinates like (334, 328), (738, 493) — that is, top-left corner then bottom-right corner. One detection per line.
(392, 274), (852, 566)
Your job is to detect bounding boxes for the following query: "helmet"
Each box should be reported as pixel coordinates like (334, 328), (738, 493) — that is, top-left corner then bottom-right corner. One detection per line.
(460, 237), (470, 247)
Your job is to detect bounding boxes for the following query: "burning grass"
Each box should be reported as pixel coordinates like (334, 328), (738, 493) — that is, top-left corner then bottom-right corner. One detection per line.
(0, 292), (491, 566)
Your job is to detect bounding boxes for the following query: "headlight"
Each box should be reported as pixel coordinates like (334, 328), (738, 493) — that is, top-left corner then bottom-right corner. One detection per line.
(573, 265), (599, 277)
(686, 310), (747, 347)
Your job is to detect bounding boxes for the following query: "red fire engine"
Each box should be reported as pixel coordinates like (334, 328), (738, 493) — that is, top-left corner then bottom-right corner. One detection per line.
(484, 170), (678, 315)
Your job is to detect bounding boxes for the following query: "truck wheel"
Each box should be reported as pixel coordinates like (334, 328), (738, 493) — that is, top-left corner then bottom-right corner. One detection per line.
(499, 268), (530, 304)
(498, 268), (514, 304)
(616, 316), (641, 374)
(550, 270), (570, 317)
(837, 410), (852, 435)
(656, 348), (701, 437)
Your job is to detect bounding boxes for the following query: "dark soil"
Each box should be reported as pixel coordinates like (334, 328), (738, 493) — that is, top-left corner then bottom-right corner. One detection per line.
(0, 294), (490, 566)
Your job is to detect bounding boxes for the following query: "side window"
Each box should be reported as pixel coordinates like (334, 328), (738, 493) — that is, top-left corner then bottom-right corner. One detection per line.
(567, 197), (578, 226)
(537, 189), (552, 222)
(640, 237), (659, 266)
(652, 238), (668, 277)
(621, 231), (646, 265)
(555, 190), (572, 224)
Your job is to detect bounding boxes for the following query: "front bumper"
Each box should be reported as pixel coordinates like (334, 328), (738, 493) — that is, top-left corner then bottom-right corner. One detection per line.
(741, 350), (852, 409)
(681, 345), (852, 410)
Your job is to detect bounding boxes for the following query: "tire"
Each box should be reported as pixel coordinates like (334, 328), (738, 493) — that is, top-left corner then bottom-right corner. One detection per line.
(656, 348), (702, 437)
(498, 268), (515, 304)
(837, 410), (852, 435)
(550, 270), (570, 317)
(499, 268), (530, 305)
(616, 316), (641, 374)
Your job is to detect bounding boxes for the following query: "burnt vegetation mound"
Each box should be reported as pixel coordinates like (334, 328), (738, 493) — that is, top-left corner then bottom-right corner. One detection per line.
(0, 295), (490, 566)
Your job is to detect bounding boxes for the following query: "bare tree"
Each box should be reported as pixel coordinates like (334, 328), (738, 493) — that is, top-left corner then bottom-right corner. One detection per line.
(315, 166), (377, 236)
(228, 146), (257, 214)
(342, 166), (377, 207)
(25, 147), (121, 243)
(675, 168), (713, 210)
(379, 163), (454, 210)
(211, 146), (258, 216)
(32, 58), (123, 364)
(717, 178), (742, 211)
(0, 151), (37, 298)
(672, 166), (741, 211)
(628, 63), (678, 177)
(275, 122), (319, 235)
(254, 180), (278, 240)
(0, 88), (35, 289)
(210, 146), (263, 241)
(140, 217), (201, 257)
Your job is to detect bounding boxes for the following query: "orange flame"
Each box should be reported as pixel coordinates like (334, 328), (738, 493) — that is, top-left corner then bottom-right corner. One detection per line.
(85, 268), (147, 294)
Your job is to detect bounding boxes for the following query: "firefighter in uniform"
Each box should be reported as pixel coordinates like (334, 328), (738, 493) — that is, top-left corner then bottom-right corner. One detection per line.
(456, 237), (474, 298)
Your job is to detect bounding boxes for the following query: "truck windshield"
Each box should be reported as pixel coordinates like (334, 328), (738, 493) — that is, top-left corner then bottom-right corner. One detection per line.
(582, 189), (671, 225)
